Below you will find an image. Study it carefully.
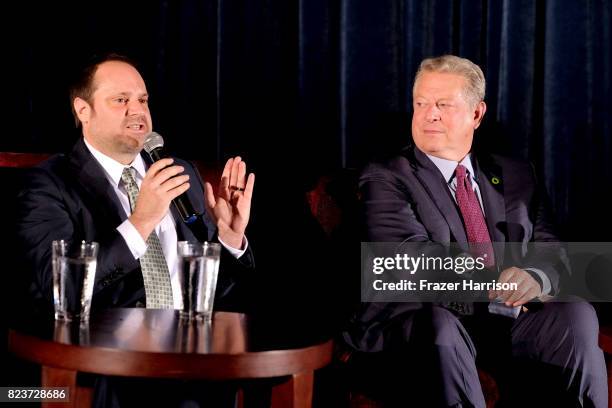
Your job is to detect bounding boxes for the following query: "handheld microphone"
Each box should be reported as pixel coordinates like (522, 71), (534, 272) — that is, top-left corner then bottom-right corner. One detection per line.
(143, 132), (199, 224)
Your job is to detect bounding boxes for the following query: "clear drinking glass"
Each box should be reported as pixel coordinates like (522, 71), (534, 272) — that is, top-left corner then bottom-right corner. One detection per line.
(52, 240), (98, 322)
(177, 241), (221, 320)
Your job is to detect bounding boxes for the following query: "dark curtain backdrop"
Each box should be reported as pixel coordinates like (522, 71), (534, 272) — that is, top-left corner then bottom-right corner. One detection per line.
(5, 0), (612, 315)
(7, 0), (612, 240)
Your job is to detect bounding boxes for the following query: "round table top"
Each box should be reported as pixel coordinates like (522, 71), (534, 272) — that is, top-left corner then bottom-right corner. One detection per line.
(9, 308), (333, 380)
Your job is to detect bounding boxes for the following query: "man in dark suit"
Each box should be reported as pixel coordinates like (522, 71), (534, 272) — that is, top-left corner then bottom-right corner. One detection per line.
(343, 55), (606, 407)
(14, 54), (255, 406)
(16, 53), (254, 313)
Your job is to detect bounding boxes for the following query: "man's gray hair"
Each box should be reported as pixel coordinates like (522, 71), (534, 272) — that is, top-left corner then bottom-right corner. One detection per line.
(413, 55), (486, 107)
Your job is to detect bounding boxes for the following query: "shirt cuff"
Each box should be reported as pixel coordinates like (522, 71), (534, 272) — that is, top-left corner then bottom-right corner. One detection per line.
(116, 220), (147, 260)
(218, 235), (248, 259)
(524, 267), (552, 296)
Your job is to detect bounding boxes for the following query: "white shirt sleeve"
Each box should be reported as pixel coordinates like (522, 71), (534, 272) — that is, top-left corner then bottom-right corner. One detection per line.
(218, 235), (249, 259)
(116, 220), (148, 259)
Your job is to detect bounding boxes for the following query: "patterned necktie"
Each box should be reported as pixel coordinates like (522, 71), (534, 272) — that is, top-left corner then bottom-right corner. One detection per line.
(121, 167), (174, 308)
(455, 164), (495, 267)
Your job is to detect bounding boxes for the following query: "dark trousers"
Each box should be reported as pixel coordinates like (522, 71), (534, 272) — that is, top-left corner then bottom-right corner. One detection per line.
(346, 300), (607, 407)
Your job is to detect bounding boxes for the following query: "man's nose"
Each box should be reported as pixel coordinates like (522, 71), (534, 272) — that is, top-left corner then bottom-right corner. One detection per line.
(126, 99), (145, 115)
(425, 105), (440, 122)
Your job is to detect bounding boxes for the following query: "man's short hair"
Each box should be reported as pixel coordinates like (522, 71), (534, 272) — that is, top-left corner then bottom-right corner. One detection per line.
(413, 55), (486, 107)
(69, 53), (139, 127)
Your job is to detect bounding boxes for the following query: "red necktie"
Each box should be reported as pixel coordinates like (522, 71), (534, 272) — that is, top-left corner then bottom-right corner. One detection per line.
(455, 164), (495, 267)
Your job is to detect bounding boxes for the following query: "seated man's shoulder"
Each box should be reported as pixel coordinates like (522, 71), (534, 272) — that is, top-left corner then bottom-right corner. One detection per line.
(482, 153), (536, 180)
(361, 146), (416, 179)
(24, 153), (69, 186)
(488, 153), (531, 169)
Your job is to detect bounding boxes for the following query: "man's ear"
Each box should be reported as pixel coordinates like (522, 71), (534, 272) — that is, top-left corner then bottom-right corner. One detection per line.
(473, 101), (486, 129)
(73, 97), (91, 126)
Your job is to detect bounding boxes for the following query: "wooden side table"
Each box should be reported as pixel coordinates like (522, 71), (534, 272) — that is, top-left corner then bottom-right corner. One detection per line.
(9, 309), (333, 408)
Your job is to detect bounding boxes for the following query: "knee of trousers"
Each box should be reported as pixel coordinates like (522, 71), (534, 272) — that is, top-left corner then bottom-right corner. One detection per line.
(544, 301), (600, 347)
(430, 306), (471, 348)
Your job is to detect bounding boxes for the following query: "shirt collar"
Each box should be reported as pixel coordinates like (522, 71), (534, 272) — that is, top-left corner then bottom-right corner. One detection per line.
(83, 138), (147, 186)
(426, 153), (476, 184)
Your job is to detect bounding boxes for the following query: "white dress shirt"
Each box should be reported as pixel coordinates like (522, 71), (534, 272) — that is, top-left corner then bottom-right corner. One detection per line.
(427, 153), (485, 212)
(83, 139), (247, 309)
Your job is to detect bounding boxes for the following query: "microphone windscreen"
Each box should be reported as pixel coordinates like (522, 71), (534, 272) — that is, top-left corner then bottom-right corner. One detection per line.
(143, 132), (164, 154)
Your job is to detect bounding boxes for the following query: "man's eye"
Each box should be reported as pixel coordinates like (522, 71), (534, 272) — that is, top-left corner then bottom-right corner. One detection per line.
(115, 98), (127, 104)
(139, 98), (148, 104)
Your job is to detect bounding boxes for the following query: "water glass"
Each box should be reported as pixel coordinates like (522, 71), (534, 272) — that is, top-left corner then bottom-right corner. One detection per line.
(52, 240), (98, 322)
(177, 241), (221, 320)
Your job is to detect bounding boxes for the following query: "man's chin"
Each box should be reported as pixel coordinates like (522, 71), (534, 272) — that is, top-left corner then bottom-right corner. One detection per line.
(415, 142), (444, 156)
(119, 142), (144, 157)
(123, 135), (146, 153)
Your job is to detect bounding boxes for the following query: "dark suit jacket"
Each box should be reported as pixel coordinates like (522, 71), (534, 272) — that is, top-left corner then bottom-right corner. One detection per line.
(15, 138), (254, 314)
(344, 146), (567, 352)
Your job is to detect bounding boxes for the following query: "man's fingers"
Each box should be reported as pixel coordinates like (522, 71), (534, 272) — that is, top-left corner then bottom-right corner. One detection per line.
(243, 173), (255, 200)
(505, 285), (528, 305)
(220, 158), (233, 188)
(156, 165), (185, 183)
(220, 175), (231, 199)
(495, 267), (524, 300)
(144, 165), (185, 189)
(511, 281), (541, 307)
(219, 158), (234, 196)
(204, 182), (216, 210)
(488, 289), (498, 300)
(496, 268), (542, 306)
(160, 174), (190, 192)
(511, 291), (536, 307)
(145, 158), (175, 178)
(495, 291), (511, 303)
(167, 182), (190, 199)
(499, 278), (524, 301)
(497, 267), (519, 283)
(490, 268), (514, 300)
(236, 161), (247, 187)
(229, 156), (242, 189)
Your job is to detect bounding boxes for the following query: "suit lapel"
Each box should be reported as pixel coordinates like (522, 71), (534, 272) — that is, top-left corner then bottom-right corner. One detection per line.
(171, 205), (197, 242)
(473, 155), (506, 242)
(473, 154), (506, 266)
(68, 138), (127, 227)
(411, 148), (468, 243)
